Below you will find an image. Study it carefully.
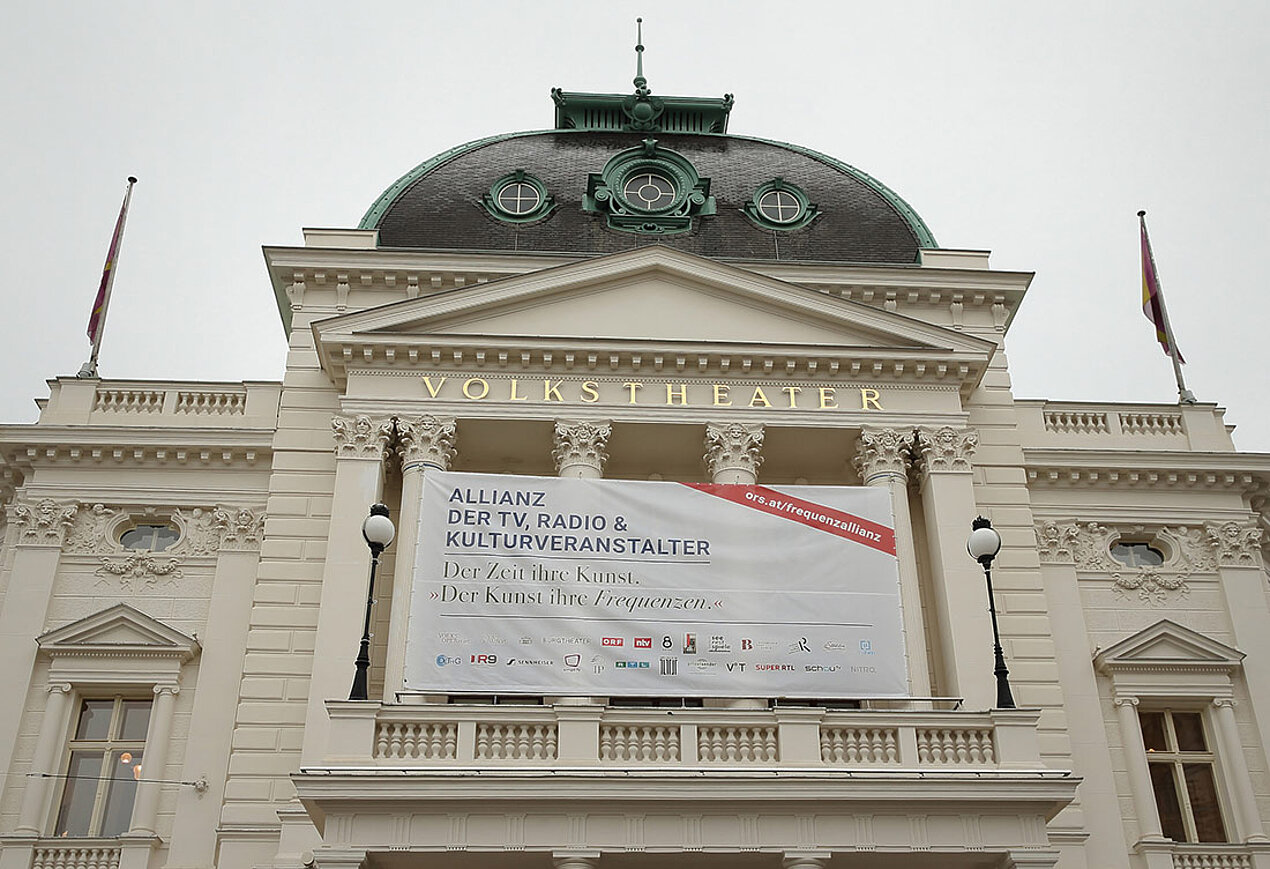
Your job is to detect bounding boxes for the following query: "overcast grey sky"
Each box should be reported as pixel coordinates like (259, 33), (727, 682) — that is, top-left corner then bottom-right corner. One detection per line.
(3, 2), (1267, 449)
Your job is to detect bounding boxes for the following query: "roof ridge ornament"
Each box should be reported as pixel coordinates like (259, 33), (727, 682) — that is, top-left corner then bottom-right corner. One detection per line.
(633, 18), (650, 96)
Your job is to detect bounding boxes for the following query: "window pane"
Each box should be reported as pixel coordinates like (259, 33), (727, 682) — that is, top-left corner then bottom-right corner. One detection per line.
(151, 526), (180, 552)
(1149, 762), (1188, 841)
(1184, 763), (1227, 843)
(54, 751), (104, 836)
(118, 700), (151, 741)
(1174, 713), (1207, 751)
(75, 700), (113, 740)
(1140, 711), (1169, 752)
(99, 749), (143, 836)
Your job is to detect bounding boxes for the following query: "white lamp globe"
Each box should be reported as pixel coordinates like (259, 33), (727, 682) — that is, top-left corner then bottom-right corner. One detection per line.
(362, 503), (395, 548)
(966, 517), (1001, 561)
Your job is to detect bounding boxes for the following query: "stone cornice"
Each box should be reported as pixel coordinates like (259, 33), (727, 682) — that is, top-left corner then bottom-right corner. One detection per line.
(1024, 448), (1270, 492)
(0, 427), (273, 473)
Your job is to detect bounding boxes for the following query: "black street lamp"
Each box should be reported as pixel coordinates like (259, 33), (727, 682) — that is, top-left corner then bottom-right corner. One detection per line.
(966, 516), (1016, 709)
(350, 503), (395, 701)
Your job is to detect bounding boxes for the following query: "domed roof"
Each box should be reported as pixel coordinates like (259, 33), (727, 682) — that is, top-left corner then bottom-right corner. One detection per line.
(361, 88), (935, 265)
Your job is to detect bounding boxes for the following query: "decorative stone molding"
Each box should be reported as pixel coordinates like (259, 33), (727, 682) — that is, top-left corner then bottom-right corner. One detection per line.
(703, 422), (764, 481)
(64, 504), (264, 555)
(553, 420), (611, 477)
(397, 415), (457, 470)
(914, 426), (977, 475)
(1038, 521), (1219, 605)
(8, 498), (78, 546)
(331, 414), (394, 460)
(214, 506), (266, 551)
(854, 427), (914, 483)
(1204, 520), (1263, 567)
(95, 552), (183, 591)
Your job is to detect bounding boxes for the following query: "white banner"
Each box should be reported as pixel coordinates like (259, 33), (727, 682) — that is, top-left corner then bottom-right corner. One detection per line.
(405, 471), (908, 698)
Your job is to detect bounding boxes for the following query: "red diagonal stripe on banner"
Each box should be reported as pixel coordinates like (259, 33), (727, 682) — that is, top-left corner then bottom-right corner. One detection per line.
(682, 483), (896, 556)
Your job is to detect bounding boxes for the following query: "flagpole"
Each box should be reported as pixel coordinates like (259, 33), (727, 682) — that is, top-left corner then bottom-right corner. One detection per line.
(1138, 210), (1196, 405)
(78, 176), (138, 378)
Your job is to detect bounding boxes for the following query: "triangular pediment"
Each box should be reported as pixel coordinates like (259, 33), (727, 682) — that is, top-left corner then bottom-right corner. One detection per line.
(1094, 620), (1243, 674)
(38, 603), (200, 660)
(314, 245), (995, 356)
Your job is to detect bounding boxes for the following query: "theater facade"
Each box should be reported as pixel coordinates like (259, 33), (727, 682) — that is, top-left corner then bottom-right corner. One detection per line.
(0, 75), (1268, 869)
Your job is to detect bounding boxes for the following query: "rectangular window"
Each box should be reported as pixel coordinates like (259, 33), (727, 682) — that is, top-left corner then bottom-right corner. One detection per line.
(54, 697), (150, 837)
(1140, 709), (1228, 843)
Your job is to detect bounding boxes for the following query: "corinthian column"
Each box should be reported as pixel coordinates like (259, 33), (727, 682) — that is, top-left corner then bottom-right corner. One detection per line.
(913, 425), (996, 710)
(855, 427), (931, 698)
(553, 420), (611, 479)
(703, 422), (764, 484)
(382, 416), (457, 700)
(300, 415), (393, 764)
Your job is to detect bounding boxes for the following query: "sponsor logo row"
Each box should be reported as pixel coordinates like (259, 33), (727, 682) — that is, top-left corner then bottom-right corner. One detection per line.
(440, 632), (875, 656)
(435, 652), (869, 677)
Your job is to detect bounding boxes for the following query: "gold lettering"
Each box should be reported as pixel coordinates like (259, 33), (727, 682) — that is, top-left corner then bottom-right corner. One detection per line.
(462, 378), (490, 400)
(422, 376), (447, 398)
(782, 385), (802, 408)
(859, 388), (882, 411)
(666, 383), (688, 406)
(712, 384), (732, 407)
(543, 379), (564, 402)
(580, 381), (600, 403)
(624, 382), (643, 404)
(749, 386), (772, 408)
(818, 387), (838, 409)
(508, 379), (527, 401)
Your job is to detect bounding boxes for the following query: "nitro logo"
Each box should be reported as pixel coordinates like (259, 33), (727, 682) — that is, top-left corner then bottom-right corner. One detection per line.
(602, 637), (623, 647)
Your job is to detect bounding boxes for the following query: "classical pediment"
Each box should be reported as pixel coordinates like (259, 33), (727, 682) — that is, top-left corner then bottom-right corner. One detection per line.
(1094, 619), (1243, 674)
(310, 245), (996, 392)
(38, 603), (200, 661)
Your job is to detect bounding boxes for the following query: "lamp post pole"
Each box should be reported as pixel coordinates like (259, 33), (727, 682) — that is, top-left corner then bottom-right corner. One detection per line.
(351, 503), (394, 701)
(967, 515), (1016, 709)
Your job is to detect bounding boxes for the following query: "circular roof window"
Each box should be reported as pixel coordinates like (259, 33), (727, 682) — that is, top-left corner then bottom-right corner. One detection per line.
(758, 189), (802, 224)
(496, 181), (541, 216)
(623, 172), (676, 211)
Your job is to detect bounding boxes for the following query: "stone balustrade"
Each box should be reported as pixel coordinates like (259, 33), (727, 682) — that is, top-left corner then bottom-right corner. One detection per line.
(325, 702), (1045, 771)
(30, 378), (281, 430)
(1014, 400), (1239, 453)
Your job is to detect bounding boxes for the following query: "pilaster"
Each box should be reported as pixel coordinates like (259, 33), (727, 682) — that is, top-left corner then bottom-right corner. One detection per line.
(383, 415), (456, 700)
(300, 415), (392, 764)
(913, 426), (995, 710)
(855, 426), (931, 698)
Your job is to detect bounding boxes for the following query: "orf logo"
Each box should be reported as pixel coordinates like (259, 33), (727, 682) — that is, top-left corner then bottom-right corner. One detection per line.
(634, 637), (652, 649)
(602, 637), (623, 647)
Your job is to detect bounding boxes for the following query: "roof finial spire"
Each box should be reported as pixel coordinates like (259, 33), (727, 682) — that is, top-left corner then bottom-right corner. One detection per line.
(633, 18), (650, 96)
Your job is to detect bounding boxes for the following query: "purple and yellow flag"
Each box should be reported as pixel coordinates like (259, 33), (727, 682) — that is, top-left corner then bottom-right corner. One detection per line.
(87, 177), (137, 347)
(1139, 210), (1183, 363)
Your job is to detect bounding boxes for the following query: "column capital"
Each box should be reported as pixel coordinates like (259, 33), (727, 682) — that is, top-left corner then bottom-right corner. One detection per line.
(397, 415), (457, 471)
(854, 427), (915, 483)
(1212, 696), (1237, 710)
(914, 425), (978, 476)
(7, 498), (79, 547)
(552, 851), (601, 869)
(331, 414), (394, 461)
(782, 851), (831, 869)
(153, 683), (180, 698)
(47, 682), (72, 696)
(1113, 694), (1140, 708)
(704, 422), (764, 483)
(1205, 520), (1263, 567)
(553, 420), (611, 478)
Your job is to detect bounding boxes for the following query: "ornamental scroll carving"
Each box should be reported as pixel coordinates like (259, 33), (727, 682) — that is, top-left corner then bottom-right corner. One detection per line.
(9, 498), (78, 545)
(1204, 520), (1263, 567)
(854, 427), (914, 482)
(64, 504), (265, 557)
(95, 551), (183, 591)
(331, 414), (393, 460)
(703, 422), (764, 480)
(1034, 521), (1218, 606)
(914, 426), (978, 474)
(397, 415), (457, 470)
(553, 420), (611, 476)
